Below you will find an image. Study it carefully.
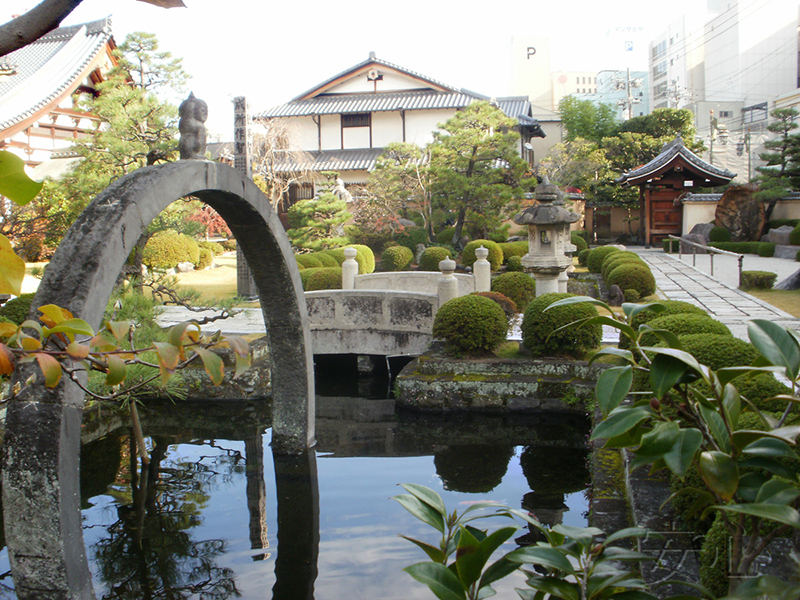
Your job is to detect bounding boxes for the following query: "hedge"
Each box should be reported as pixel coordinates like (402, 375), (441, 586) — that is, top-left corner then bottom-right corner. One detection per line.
(790, 223), (800, 245)
(198, 240), (224, 256)
(0, 293), (35, 325)
(677, 333), (759, 370)
(142, 230), (200, 270)
(310, 252), (339, 267)
(600, 251), (644, 280)
(196, 247), (213, 269)
(506, 255), (524, 272)
(491, 272), (536, 311)
(419, 246), (452, 271)
(639, 313), (731, 346)
(432, 295), (508, 355)
(498, 241), (528, 263)
(306, 267), (343, 291)
(577, 249), (591, 266)
(436, 226), (457, 245)
(586, 246), (621, 273)
(473, 291), (518, 320)
(570, 231), (588, 252)
(348, 244), (376, 274)
(295, 254), (323, 269)
(739, 270), (777, 290)
(521, 292), (602, 358)
(461, 239), (503, 271)
(708, 241), (774, 255)
(767, 218), (800, 230)
(708, 226), (731, 242)
(395, 227), (429, 252)
(381, 245), (414, 271)
(606, 263), (656, 298)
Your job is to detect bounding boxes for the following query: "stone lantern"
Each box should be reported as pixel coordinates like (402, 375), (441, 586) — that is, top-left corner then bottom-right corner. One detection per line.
(513, 177), (580, 296)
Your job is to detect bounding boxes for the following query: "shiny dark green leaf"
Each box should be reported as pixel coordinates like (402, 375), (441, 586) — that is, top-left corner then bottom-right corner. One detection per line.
(591, 407), (651, 441)
(404, 562), (466, 600)
(698, 451), (739, 501)
(596, 366), (633, 417)
(748, 319), (800, 380)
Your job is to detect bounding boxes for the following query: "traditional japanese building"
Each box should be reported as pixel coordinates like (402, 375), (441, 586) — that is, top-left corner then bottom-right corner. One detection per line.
(616, 136), (735, 246)
(0, 18), (117, 177)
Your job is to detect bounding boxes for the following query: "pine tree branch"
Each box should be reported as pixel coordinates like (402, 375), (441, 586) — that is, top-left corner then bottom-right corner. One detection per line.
(0, 0), (84, 57)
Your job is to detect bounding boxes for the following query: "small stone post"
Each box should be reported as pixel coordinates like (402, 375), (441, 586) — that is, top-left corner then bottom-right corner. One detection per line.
(342, 247), (359, 289)
(474, 246), (491, 292)
(558, 270), (569, 293)
(438, 258), (458, 306)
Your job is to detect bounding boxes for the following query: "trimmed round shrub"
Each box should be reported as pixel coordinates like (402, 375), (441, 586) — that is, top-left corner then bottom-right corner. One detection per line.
(738, 373), (792, 412)
(198, 240), (224, 255)
(295, 254), (323, 269)
(419, 246), (453, 271)
(577, 248), (591, 266)
(621, 300), (708, 349)
(624, 289), (640, 303)
(601, 251), (645, 279)
(432, 295), (508, 355)
(740, 270), (777, 290)
(757, 242), (775, 257)
(790, 223), (800, 245)
(311, 252), (339, 267)
(587, 246), (621, 273)
(349, 244), (376, 274)
(506, 255), (524, 272)
(498, 241), (528, 263)
(606, 263), (656, 297)
(461, 239), (503, 271)
(639, 313), (731, 346)
(436, 226), (458, 245)
(473, 291), (518, 320)
(396, 227), (429, 252)
(306, 267), (343, 291)
(142, 230), (200, 270)
(0, 293), (35, 325)
(699, 514), (729, 598)
(381, 245), (414, 271)
(196, 247), (213, 269)
(521, 292), (602, 358)
(708, 226), (731, 242)
(570, 230), (588, 252)
(299, 267), (324, 289)
(491, 272), (536, 311)
(678, 333), (759, 370)
(321, 248), (347, 265)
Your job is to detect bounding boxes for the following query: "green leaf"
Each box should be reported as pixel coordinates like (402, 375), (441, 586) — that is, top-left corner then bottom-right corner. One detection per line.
(551, 523), (603, 546)
(748, 319), (800, 380)
(44, 318), (96, 342)
(399, 483), (448, 517)
(741, 437), (795, 458)
(523, 575), (580, 600)
(0, 233), (25, 295)
(478, 555), (519, 592)
(105, 320), (132, 343)
(698, 404), (731, 454)
(755, 478), (800, 505)
(642, 327), (682, 349)
(0, 150), (43, 205)
(404, 562), (466, 600)
(35, 352), (61, 388)
(636, 421), (680, 457)
(592, 407), (651, 441)
(392, 493), (445, 533)
(195, 347), (224, 386)
(663, 428), (702, 480)
(454, 526), (484, 588)
(711, 502), (800, 529)
(588, 346), (635, 365)
(506, 546), (575, 574)
(604, 526), (652, 545)
(399, 535), (445, 563)
(596, 366), (633, 418)
(698, 451), (739, 501)
(649, 353), (688, 399)
(738, 457), (797, 480)
(105, 355), (127, 386)
(623, 301), (665, 321)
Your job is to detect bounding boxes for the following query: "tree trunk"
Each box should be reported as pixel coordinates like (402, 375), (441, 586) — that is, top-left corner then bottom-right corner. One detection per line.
(0, 0), (84, 56)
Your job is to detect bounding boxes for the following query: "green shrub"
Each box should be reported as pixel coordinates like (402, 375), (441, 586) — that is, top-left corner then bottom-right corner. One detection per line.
(0, 293), (35, 325)
(570, 231), (588, 252)
(677, 333), (759, 370)
(220, 238), (236, 251)
(461, 239), (503, 271)
(299, 267), (325, 290)
(198, 240), (224, 255)
(473, 291), (518, 320)
(395, 227), (429, 252)
(310, 252), (339, 267)
(573, 229), (590, 245)
(306, 267), (343, 291)
(488, 224), (510, 243)
(196, 247), (213, 269)
(521, 292), (602, 358)
(321, 248), (347, 265)
(708, 226), (731, 242)
(601, 251), (645, 280)
(606, 263), (656, 297)
(498, 241), (528, 263)
(767, 218), (800, 230)
(141, 230), (200, 270)
(295, 254), (323, 269)
(491, 272), (536, 311)
(348, 244), (376, 274)
(708, 241), (775, 255)
(639, 313), (731, 346)
(436, 226), (458, 245)
(620, 300), (708, 349)
(586, 246), (621, 273)
(577, 249), (591, 266)
(738, 373), (792, 412)
(699, 513), (729, 598)
(432, 295), (508, 355)
(757, 242), (775, 257)
(381, 245), (414, 271)
(662, 238), (679, 253)
(506, 255), (524, 272)
(419, 246), (453, 271)
(345, 225), (394, 253)
(790, 223), (800, 245)
(623, 289), (640, 303)
(740, 270), (777, 290)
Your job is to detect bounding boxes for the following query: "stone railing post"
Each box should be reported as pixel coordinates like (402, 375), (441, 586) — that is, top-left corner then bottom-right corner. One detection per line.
(438, 258), (458, 306)
(342, 247), (358, 290)
(474, 246), (491, 292)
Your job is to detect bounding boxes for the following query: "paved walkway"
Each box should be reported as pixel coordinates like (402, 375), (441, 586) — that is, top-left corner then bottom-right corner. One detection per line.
(631, 248), (800, 340)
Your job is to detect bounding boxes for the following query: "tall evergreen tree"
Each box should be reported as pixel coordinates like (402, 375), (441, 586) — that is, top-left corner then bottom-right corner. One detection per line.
(755, 108), (799, 220)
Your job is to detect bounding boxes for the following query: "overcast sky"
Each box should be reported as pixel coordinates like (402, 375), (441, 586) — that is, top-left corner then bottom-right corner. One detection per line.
(4, 0), (702, 138)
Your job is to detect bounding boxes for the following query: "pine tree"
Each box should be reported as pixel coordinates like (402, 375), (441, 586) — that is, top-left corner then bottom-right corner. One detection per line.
(755, 107), (799, 221)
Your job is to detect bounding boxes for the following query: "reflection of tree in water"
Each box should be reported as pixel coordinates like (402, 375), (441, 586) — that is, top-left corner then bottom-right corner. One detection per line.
(90, 435), (242, 599)
(433, 445), (515, 493)
(519, 446), (588, 496)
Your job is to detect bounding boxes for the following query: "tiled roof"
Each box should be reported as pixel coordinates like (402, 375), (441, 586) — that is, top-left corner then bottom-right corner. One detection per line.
(617, 136), (736, 186)
(269, 148), (386, 172)
(680, 193), (723, 202)
(0, 18), (113, 133)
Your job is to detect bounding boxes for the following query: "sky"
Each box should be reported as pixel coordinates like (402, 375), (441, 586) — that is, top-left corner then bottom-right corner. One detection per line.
(4, 0), (701, 138)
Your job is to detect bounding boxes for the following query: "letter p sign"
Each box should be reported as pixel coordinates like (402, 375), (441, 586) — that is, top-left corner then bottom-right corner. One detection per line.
(527, 47), (536, 59)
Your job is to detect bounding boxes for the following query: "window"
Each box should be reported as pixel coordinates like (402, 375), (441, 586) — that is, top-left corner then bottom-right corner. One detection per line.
(718, 110), (732, 118)
(342, 113), (370, 128)
(653, 61), (667, 80)
(576, 76), (580, 84)
(652, 40), (666, 59)
(654, 82), (668, 99)
(281, 182), (314, 212)
(743, 102), (768, 123)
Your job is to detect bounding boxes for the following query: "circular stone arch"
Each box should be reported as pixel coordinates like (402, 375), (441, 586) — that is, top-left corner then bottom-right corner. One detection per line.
(1, 161), (314, 599)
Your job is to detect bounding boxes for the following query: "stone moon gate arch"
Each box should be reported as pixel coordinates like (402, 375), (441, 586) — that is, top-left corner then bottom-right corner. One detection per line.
(1, 160), (315, 599)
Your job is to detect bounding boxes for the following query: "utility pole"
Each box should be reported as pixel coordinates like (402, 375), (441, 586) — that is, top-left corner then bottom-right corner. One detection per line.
(614, 68), (642, 120)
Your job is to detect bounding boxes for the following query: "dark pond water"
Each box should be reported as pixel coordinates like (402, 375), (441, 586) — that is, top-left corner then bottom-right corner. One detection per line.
(0, 356), (591, 599)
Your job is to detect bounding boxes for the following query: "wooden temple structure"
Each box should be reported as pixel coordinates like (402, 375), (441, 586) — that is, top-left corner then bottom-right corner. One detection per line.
(616, 136), (735, 246)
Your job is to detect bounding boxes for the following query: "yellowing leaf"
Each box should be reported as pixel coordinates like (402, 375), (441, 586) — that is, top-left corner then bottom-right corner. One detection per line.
(234, 352), (251, 379)
(105, 320), (132, 343)
(38, 304), (72, 328)
(196, 348), (224, 386)
(0, 233), (25, 295)
(35, 353), (61, 388)
(0, 343), (14, 375)
(0, 322), (18, 339)
(0, 151), (43, 206)
(90, 331), (117, 351)
(66, 342), (90, 360)
(18, 333), (41, 351)
(44, 318), (95, 342)
(105, 355), (127, 386)
(154, 342), (180, 387)
(226, 334), (250, 357)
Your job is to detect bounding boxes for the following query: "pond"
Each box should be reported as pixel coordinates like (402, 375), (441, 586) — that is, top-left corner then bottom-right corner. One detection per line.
(0, 357), (591, 599)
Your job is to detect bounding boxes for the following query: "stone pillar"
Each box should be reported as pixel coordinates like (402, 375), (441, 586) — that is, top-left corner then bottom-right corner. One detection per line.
(342, 247), (358, 290)
(473, 246), (491, 292)
(535, 272), (561, 296)
(438, 258), (458, 306)
(233, 96), (257, 297)
(558, 270), (569, 293)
